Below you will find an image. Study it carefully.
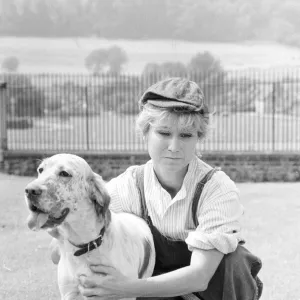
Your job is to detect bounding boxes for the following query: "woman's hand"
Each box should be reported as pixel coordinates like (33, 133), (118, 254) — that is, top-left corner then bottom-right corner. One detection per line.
(78, 264), (136, 300)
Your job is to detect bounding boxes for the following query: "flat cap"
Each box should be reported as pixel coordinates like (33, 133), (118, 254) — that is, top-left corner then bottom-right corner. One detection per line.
(139, 77), (206, 112)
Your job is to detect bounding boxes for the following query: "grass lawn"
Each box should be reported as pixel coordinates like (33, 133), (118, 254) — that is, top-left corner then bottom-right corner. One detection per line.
(0, 173), (299, 300)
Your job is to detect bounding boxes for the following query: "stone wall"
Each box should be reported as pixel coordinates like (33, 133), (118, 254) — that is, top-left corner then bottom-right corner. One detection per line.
(1, 152), (300, 182)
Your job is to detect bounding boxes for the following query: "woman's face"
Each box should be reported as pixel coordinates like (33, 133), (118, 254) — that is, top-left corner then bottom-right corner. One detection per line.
(145, 116), (198, 174)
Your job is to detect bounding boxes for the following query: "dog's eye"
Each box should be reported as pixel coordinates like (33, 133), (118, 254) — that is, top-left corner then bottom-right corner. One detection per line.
(38, 168), (43, 174)
(59, 170), (71, 177)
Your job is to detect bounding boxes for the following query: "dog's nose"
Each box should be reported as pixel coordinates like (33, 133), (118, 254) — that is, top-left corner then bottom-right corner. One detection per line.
(25, 182), (43, 197)
(25, 188), (43, 196)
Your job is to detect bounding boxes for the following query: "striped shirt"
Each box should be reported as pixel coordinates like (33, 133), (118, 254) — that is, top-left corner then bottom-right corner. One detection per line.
(106, 156), (244, 254)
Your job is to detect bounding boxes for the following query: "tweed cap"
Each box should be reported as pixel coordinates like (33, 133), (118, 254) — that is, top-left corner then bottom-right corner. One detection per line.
(139, 77), (206, 112)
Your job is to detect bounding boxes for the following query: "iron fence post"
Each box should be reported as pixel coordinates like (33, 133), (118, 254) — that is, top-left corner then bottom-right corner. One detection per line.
(0, 82), (8, 162)
(272, 82), (276, 152)
(85, 85), (90, 150)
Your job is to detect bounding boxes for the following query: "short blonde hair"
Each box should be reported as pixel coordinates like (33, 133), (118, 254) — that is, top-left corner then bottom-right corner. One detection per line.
(136, 103), (210, 140)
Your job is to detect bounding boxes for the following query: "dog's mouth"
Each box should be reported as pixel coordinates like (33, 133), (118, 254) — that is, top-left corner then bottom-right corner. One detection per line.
(27, 202), (70, 231)
(28, 202), (47, 214)
(41, 208), (70, 229)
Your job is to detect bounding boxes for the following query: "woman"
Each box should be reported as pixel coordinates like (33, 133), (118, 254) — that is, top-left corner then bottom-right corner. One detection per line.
(79, 77), (263, 299)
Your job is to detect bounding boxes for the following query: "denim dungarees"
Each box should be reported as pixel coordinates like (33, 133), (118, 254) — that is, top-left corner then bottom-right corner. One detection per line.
(135, 165), (263, 300)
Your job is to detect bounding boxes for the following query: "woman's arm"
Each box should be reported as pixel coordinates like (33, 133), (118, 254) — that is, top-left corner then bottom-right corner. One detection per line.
(131, 248), (224, 297)
(79, 248), (224, 299)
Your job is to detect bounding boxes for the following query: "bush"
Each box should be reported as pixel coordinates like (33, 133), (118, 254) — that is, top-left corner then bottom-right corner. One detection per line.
(159, 62), (187, 77)
(15, 88), (45, 117)
(117, 98), (140, 115)
(7, 117), (33, 129)
(142, 61), (187, 85)
(94, 75), (141, 115)
(3, 74), (45, 117)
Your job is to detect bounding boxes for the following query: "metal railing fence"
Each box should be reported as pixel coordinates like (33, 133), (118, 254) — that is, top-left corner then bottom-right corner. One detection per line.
(1, 70), (300, 154)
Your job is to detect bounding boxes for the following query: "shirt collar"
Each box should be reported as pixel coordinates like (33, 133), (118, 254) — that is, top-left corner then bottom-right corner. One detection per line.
(145, 155), (199, 201)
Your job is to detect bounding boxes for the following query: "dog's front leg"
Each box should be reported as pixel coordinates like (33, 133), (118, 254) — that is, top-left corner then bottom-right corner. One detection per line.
(59, 277), (83, 300)
(62, 291), (83, 300)
(58, 258), (84, 300)
(58, 276), (83, 300)
(62, 290), (84, 300)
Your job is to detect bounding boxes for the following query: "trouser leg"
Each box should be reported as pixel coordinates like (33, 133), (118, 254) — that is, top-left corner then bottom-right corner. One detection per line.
(194, 245), (263, 300)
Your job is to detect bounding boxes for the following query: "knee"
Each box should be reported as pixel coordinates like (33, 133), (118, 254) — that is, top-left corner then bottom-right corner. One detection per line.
(222, 245), (262, 278)
(223, 246), (243, 268)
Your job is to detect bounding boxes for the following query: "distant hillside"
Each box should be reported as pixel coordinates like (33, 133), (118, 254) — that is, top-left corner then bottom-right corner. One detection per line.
(1, 0), (300, 48)
(1, 37), (300, 74)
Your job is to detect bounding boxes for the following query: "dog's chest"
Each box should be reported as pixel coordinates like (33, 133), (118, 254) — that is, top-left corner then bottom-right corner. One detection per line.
(61, 244), (100, 278)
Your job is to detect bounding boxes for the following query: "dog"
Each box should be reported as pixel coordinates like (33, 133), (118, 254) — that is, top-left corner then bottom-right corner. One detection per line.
(25, 153), (155, 300)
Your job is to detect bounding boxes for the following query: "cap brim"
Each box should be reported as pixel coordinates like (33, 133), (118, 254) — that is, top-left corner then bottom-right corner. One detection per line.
(147, 99), (190, 108)
(147, 99), (206, 112)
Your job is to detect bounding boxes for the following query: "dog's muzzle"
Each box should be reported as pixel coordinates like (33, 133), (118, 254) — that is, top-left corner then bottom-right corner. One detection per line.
(25, 182), (70, 231)
(26, 203), (70, 231)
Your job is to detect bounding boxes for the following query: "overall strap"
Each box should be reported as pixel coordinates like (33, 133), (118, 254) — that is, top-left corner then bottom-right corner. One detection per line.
(135, 165), (148, 221)
(136, 164), (221, 228)
(191, 167), (221, 227)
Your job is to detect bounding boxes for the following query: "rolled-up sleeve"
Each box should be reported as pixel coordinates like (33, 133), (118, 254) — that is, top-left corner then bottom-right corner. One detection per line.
(185, 179), (244, 254)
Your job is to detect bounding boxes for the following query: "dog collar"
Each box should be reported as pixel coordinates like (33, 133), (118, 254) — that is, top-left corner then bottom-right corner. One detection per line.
(71, 227), (106, 257)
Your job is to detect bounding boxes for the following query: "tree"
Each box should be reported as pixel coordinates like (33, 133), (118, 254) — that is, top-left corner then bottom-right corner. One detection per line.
(107, 46), (128, 73)
(85, 49), (108, 75)
(85, 46), (127, 75)
(187, 51), (225, 83)
(1, 56), (19, 71)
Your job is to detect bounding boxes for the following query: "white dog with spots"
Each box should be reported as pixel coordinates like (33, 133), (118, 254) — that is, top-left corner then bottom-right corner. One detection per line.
(25, 153), (155, 300)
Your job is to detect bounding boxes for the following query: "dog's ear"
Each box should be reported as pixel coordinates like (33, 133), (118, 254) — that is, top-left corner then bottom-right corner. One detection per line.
(90, 172), (110, 218)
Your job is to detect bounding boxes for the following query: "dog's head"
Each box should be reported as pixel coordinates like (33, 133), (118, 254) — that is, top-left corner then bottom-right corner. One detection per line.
(24, 153), (110, 231)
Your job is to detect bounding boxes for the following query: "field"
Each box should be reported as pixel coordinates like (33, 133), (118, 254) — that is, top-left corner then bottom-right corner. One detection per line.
(7, 113), (300, 152)
(1, 37), (300, 74)
(2, 37), (300, 154)
(0, 173), (299, 300)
